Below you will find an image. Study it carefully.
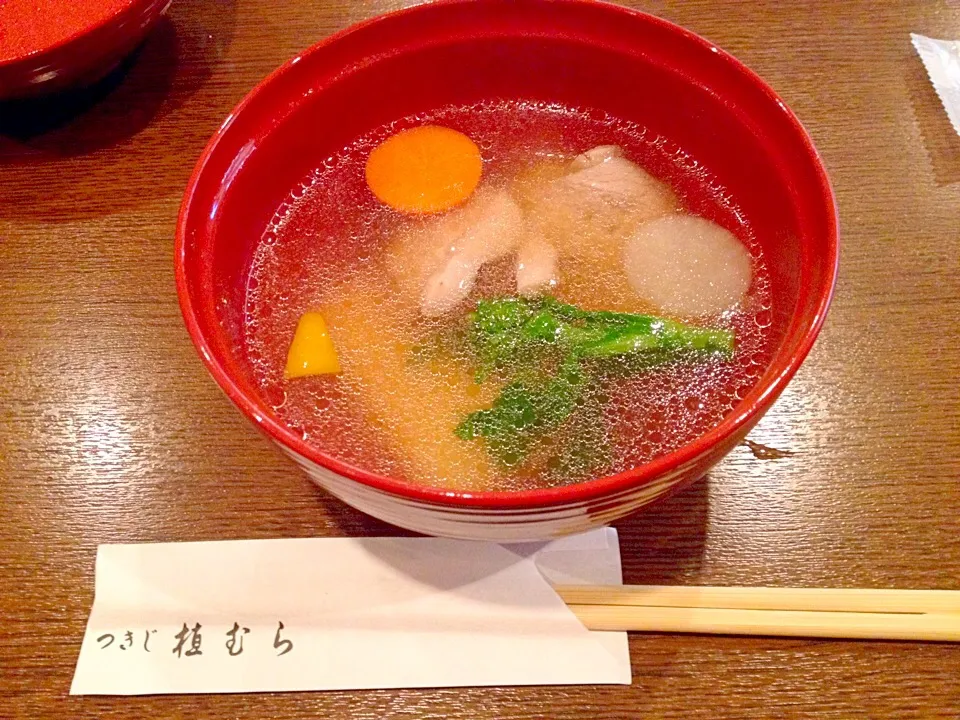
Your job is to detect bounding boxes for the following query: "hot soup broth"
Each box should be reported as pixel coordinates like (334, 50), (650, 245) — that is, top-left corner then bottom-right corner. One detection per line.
(244, 101), (774, 492)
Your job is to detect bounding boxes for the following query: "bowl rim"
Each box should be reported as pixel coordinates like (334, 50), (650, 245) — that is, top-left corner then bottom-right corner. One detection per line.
(175, 0), (839, 510)
(0, 0), (168, 68)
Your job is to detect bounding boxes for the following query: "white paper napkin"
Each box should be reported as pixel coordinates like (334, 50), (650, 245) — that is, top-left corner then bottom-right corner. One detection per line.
(912, 33), (960, 136)
(70, 528), (630, 695)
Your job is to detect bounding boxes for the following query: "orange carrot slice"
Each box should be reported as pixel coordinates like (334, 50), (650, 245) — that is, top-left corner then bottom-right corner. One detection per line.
(365, 125), (482, 214)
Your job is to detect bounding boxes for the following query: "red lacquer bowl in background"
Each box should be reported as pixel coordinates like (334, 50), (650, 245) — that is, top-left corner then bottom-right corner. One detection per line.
(176, 0), (839, 541)
(0, 0), (171, 99)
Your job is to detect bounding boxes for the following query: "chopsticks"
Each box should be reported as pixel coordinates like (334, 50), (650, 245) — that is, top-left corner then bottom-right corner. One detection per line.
(553, 585), (960, 642)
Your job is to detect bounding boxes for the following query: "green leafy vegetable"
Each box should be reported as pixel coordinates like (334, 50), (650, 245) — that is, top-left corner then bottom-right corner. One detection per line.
(469, 295), (733, 381)
(455, 356), (587, 466)
(455, 295), (735, 467)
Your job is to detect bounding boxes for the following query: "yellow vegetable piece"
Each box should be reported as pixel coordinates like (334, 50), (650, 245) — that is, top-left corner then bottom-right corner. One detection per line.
(284, 312), (340, 379)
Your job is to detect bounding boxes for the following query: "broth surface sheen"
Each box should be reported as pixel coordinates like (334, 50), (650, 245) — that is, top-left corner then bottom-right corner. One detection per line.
(244, 100), (774, 492)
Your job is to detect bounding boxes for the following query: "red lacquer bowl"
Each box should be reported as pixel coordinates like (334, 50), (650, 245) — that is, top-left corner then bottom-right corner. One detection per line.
(176, 0), (839, 541)
(0, 0), (171, 99)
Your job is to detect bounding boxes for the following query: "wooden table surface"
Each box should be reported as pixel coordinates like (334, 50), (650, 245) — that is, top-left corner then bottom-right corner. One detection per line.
(2, 0), (959, 717)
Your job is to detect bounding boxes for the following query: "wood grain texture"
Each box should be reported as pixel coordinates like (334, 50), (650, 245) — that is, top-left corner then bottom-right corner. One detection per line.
(1, 0), (959, 717)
